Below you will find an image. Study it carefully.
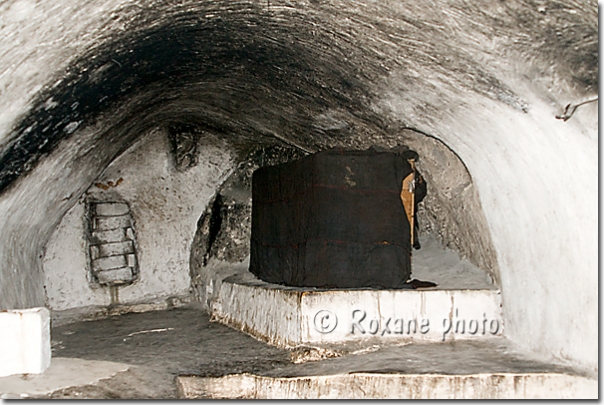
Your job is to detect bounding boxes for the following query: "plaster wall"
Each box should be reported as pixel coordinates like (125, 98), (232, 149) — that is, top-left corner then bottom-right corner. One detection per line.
(43, 129), (235, 310)
(377, 92), (598, 372)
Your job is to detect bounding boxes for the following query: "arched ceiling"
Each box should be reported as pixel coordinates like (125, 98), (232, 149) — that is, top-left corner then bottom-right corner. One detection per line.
(0, 0), (596, 192)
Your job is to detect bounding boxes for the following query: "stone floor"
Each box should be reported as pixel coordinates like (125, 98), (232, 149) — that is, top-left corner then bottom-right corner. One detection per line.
(0, 304), (594, 399)
(44, 305), (291, 398)
(0, 238), (594, 399)
(410, 235), (496, 290)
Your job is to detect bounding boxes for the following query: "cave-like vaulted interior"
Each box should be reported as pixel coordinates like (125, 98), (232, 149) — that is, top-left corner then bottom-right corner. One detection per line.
(0, 0), (597, 379)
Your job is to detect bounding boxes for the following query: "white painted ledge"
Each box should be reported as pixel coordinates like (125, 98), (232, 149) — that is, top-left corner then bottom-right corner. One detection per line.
(210, 274), (502, 348)
(0, 307), (51, 378)
(177, 372), (598, 399)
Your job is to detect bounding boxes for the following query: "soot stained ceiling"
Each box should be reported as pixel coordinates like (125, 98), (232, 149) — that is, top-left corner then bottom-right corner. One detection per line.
(0, 0), (596, 194)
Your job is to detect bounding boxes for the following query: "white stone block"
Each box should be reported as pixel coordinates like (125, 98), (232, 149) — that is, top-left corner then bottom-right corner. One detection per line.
(96, 240), (134, 258)
(96, 267), (133, 284)
(125, 227), (136, 241)
(91, 229), (127, 244)
(92, 255), (127, 272)
(300, 289), (502, 345)
(89, 245), (100, 261)
(93, 215), (131, 231)
(126, 254), (136, 268)
(216, 282), (301, 347)
(95, 202), (130, 217)
(0, 307), (51, 378)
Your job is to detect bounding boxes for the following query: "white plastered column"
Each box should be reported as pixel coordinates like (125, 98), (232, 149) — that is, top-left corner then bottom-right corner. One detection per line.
(0, 307), (51, 377)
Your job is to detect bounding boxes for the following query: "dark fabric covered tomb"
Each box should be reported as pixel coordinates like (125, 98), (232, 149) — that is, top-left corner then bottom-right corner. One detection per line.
(249, 147), (415, 289)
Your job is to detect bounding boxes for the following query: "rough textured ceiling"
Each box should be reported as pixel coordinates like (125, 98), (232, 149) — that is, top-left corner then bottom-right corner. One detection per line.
(0, 0), (597, 190)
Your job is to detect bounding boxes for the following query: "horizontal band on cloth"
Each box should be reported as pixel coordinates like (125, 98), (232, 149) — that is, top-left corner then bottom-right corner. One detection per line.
(250, 236), (409, 250)
(254, 183), (401, 205)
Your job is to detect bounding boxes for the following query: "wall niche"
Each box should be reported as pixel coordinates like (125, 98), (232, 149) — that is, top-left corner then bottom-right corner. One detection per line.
(86, 200), (139, 287)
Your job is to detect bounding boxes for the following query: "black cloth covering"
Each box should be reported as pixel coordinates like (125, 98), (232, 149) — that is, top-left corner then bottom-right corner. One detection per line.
(250, 147), (416, 288)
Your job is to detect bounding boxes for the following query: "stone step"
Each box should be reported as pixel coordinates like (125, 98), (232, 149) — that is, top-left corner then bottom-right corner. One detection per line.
(89, 240), (134, 260)
(93, 215), (131, 231)
(95, 267), (134, 285)
(94, 202), (130, 217)
(176, 338), (597, 399)
(90, 228), (128, 244)
(178, 371), (596, 399)
(91, 255), (127, 272)
(209, 272), (502, 348)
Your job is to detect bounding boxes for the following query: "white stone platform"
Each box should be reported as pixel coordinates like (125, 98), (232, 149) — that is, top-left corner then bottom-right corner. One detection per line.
(206, 236), (502, 348)
(211, 275), (502, 348)
(177, 338), (597, 399)
(178, 371), (596, 399)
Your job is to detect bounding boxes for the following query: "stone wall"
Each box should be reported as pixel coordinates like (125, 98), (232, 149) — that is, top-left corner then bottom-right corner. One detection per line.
(43, 128), (234, 311)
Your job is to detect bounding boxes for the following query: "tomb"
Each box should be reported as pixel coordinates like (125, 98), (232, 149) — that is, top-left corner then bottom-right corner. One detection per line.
(250, 147), (424, 289)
